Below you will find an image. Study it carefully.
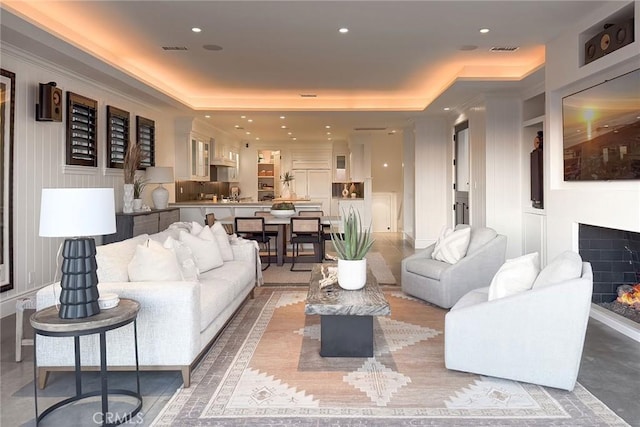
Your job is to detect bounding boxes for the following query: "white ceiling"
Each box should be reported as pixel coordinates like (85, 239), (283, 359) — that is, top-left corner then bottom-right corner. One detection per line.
(0, 1), (614, 143)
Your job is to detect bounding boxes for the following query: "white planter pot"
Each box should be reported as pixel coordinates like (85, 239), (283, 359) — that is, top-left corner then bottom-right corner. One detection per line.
(337, 258), (367, 290)
(133, 198), (143, 211)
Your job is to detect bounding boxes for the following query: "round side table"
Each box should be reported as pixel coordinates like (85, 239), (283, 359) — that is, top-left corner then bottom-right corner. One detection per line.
(30, 298), (142, 427)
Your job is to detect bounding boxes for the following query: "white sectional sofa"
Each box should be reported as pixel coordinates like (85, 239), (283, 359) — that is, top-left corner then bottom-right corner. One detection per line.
(35, 222), (258, 388)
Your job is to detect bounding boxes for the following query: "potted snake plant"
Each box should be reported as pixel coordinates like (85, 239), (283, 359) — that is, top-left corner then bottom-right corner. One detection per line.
(330, 207), (374, 290)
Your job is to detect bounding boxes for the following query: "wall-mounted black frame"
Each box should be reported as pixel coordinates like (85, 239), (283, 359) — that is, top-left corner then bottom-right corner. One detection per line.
(106, 106), (130, 169)
(66, 92), (98, 167)
(1, 68), (15, 293)
(136, 116), (155, 168)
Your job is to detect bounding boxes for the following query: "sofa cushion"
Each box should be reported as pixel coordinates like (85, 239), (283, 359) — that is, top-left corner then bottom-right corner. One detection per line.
(211, 222), (234, 261)
(467, 227), (498, 254)
(533, 251), (583, 289)
(451, 287), (490, 311)
(488, 252), (540, 301)
(163, 236), (199, 281)
(199, 260), (255, 331)
(96, 234), (150, 282)
(128, 239), (183, 282)
(179, 229), (224, 273)
(405, 257), (450, 280)
(432, 226), (471, 264)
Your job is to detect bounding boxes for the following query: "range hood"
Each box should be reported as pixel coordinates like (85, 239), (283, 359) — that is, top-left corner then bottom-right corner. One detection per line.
(210, 157), (235, 167)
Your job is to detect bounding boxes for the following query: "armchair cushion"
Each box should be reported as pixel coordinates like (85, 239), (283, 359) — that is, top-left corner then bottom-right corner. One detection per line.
(432, 226), (471, 264)
(487, 252), (539, 300)
(533, 250), (582, 289)
(405, 257), (450, 280)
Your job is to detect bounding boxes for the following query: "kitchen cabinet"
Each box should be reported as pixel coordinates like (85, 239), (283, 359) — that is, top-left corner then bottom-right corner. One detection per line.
(333, 151), (349, 182)
(190, 133), (210, 181)
(292, 169), (331, 214)
(258, 162), (275, 201)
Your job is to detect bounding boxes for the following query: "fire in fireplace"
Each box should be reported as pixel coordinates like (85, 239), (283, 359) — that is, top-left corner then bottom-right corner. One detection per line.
(617, 284), (640, 310)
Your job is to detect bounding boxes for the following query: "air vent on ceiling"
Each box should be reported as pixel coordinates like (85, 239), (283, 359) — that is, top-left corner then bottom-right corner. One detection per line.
(490, 46), (519, 52)
(162, 46), (189, 51)
(300, 94), (317, 98)
(354, 127), (387, 131)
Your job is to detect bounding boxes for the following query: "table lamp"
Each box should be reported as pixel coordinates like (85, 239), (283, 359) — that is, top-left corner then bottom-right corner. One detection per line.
(39, 188), (116, 319)
(146, 166), (174, 209)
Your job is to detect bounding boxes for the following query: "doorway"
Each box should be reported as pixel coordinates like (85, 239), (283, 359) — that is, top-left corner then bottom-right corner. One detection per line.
(454, 121), (469, 225)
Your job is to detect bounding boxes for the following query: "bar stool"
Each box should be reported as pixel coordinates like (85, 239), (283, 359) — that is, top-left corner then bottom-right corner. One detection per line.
(290, 216), (322, 271)
(234, 217), (272, 270)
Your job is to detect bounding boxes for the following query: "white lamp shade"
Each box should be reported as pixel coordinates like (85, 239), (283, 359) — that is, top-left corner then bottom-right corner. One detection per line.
(145, 166), (174, 184)
(39, 188), (116, 237)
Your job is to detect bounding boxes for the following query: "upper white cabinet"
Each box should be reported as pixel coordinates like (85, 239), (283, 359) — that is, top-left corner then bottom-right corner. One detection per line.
(333, 151), (349, 182)
(210, 140), (237, 167)
(189, 133), (210, 181)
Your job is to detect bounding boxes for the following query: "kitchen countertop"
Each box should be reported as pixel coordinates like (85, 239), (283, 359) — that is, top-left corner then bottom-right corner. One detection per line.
(171, 200), (321, 207)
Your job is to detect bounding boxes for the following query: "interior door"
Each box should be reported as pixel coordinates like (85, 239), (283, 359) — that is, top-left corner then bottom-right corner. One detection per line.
(454, 121), (470, 225)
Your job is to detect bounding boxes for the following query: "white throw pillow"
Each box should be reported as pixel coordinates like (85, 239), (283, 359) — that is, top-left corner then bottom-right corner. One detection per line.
(432, 226), (471, 264)
(163, 236), (199, 281)
(190, 221), (204, 236)
(96, 234), (150, 282)
(128, 239), (182, 282)
(488, 252), (540, 301)
(179, 229), (224, 272)
(210, 222), (234, 261)
(533, 251), (583, 289)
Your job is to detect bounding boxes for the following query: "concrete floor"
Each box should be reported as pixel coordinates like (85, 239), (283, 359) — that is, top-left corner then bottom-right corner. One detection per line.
(1, 232), (639, 426)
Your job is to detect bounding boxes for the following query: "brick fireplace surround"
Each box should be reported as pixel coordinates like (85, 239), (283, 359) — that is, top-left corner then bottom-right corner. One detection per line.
(579, 224), (640, 342)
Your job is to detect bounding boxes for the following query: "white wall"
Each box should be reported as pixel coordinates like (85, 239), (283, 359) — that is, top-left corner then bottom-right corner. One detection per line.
(402, 126), (416, 242)
(0, 45), (179, 316)
(484, 95), (523, 258)
(412, 117), (450, 248)
(543, 1), (640, 261)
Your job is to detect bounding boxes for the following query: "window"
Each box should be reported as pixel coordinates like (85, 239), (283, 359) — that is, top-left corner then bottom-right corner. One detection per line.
(106, 106), (129, 169)
(66, 92), (97, 167)
(136, 116), (155, 168)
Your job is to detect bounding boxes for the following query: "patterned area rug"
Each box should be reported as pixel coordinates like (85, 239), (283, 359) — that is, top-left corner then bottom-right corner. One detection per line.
(151, 288), (628, 426)
(261, 251), (397, 285)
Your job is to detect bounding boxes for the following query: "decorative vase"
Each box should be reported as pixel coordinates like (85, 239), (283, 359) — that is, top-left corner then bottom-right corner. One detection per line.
(281, 182), (291, 199)
(349, 182), (356, 195)
(133, 198), (143, 211)
(342, 183), (349, 198)
(337, 258), (367, 290)
(123, 184), (134, 213)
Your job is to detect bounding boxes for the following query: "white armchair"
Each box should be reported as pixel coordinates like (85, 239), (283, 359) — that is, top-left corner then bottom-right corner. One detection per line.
(401, 226), (507, 308)
(444, 260), (593, 391)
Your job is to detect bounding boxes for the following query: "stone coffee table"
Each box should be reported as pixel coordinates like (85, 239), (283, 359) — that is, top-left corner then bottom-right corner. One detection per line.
(305, 263), (390, 357)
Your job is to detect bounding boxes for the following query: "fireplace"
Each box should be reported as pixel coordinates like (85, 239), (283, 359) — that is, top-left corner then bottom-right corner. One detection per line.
(578, 224), (640, 338)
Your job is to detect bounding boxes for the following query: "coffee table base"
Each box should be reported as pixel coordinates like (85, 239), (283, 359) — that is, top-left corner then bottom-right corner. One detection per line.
(320, 315), (373, 357)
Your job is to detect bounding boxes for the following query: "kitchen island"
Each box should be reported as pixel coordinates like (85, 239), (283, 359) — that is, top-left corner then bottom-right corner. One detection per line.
(172, 200), (323, 224)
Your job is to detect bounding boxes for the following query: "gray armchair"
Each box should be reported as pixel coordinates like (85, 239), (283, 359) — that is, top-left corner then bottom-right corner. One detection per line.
(401, 226), (507, 308)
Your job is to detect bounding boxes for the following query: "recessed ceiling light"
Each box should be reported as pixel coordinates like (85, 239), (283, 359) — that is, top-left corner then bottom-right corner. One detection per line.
(391, 130), (396, 133)
(328, 137), (332, 141)
(479, 28), (490, 34)
(204, 115), (210, 119)
(240, 115), (246, 119)
(280, 115), (286, 119)
(245, 132), (251, 135)
(339, 27), (349, 34)
(192, 27), (202, 33)
(248, 119), (253, 123)
(443, 107), (451, 111)
(255, 137), (260, 140)
(287, 132), (292, 135)
(326, 132), (331, 135)
(292, 137), (297, 140)
(383, 163), (388, 167)
(234, 125), (240, 128)
(325, 125), (331, 129)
